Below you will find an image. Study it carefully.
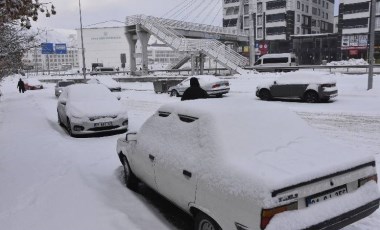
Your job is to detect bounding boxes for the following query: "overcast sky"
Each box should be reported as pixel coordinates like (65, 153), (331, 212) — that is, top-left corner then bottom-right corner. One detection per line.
(32, 0), (339, 30)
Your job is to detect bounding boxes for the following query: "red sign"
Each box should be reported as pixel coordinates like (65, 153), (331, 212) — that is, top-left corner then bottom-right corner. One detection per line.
(259, 41), (268, 55)
(349, 49), (359, 56)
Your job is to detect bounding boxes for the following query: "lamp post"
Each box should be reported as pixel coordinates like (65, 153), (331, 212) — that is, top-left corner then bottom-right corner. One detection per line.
(368, 0), (376, 90)
(45, 29), (53, 75)
(79, 0), (87, 79)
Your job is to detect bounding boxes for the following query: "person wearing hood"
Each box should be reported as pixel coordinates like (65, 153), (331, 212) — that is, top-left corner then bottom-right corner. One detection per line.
(181, 77), (208, 101)
(17, 79), (25, 93)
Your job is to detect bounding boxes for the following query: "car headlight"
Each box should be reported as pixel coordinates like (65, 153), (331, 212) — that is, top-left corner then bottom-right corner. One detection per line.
(58, 89), (62, 93)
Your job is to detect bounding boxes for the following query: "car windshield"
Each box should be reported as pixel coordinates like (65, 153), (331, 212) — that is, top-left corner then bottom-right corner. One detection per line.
(58, 81), (75, 87)
(68, 85), (115, 101)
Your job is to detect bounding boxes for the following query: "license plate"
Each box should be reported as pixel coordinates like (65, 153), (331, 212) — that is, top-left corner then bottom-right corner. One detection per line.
(94, 122), (112, 127)
(306, 185), (347, 207)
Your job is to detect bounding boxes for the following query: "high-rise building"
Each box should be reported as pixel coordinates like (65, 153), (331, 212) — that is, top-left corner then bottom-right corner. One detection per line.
(223, 0), (335, 53)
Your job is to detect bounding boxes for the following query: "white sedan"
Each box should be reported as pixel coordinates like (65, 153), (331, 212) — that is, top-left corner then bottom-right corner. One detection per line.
(168, 75), (230, 97)
(116, 99), (379, 230)
(57, 84), (128, 137)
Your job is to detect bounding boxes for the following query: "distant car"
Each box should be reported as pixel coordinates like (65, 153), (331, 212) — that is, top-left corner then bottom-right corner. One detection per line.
(24, 79), (43, 90)
(86, 77), (121, 92)
(55, 80), (75, 97)
(256, 72), (338, 103)
(117, 99), (379, 230)
(57, 84), (128, 137)
(89, 67), (116, 76)
(168, 75), (230, 97)
(254, 53), (298, 72)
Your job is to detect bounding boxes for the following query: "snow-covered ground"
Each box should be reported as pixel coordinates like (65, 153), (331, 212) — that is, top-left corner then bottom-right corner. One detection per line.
(0, 71), (379, 230)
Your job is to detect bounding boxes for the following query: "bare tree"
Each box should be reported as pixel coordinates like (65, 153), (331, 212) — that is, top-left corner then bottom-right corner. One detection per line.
(0, 23), (40, 79)
(0, 0), (56, 29)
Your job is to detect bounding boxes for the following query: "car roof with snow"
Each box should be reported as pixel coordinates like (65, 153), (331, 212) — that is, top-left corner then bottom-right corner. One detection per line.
(142, 99), (374, 201)
(66, 84), (115, 101)
(184, 75), (226, 84)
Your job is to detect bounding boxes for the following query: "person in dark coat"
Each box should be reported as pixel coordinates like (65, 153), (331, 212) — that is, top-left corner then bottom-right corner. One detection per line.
(181, 77), (208, 101)
(17, 79), (25, 93)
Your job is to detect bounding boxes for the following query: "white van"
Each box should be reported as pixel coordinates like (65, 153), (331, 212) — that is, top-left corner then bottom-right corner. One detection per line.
(90, 67), (116, 75)
(254, 53), (298, 71)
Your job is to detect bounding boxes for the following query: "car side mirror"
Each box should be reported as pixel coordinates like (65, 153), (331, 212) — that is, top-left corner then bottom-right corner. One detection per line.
(125, 132), (137, 141)
(59, 99), (67, 105)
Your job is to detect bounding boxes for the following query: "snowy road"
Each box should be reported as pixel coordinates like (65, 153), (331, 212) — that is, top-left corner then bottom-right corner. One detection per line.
(0, 73), (379, 230)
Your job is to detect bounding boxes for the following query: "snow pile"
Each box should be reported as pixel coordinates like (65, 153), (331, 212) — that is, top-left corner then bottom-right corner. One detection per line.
(327, 58), (368, 66)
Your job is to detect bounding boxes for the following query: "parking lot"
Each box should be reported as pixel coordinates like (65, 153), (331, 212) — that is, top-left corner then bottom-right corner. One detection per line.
(0, 73), (379, 230)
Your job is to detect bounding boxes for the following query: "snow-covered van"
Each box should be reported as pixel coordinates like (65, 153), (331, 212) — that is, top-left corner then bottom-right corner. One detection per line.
(254, 53), (298, 71)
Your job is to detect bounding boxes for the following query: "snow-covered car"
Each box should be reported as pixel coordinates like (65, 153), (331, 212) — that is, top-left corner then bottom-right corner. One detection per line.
(24, 79), (43, 90)
(55, 80), (75, 97)
(57, 84), (128, 137)
(86, 77), (121, 92)
(168, 75), (230, 97)
(116, 99), (379, 230)
(256, 72), (338, 103)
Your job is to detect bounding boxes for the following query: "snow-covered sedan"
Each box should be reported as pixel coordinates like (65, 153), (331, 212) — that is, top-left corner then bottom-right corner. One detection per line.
(87, 77), (121, 92)
(256, 71), (338, 103)
(168, 75), (229, 97)
(57, 84), (128, 137)
(117, 99), (379, 230)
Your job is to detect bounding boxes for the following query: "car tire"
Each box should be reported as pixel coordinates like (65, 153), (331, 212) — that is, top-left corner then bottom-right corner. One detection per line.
(259, 89), (272, 101)
(121, 155), (139, 190)
(170, 90), (179, 97)
(215, 94), (223, 98)
(321, 98), (330, 103)
(194, 212), (221, 230)
(66, 118), (75, 137)
(304, 91), (319, 103)
(58, 112), (63, 126)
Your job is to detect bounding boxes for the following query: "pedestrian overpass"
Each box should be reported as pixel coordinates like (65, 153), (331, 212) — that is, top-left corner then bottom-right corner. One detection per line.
(125, 15), (251, 75)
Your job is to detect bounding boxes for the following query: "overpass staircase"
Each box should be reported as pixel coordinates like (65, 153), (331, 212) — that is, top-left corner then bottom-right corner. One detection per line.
(126, 15), (249, 74)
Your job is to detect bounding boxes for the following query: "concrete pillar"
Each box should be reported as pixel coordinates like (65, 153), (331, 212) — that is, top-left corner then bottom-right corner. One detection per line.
(199, 53), (205, 75)
(137, 25), (151, 76)
(191, 54), (196, 76)
(125, 31), (137, 75)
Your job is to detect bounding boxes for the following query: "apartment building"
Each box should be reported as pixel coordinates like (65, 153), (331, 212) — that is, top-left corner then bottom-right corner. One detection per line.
(223, 0), (334, 53)
(338, 0), (380, 61)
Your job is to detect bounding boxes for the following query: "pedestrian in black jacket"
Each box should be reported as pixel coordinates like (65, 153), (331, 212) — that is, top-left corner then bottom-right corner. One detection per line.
(181, 77), (208, 101)
(17, 79), (25, 93)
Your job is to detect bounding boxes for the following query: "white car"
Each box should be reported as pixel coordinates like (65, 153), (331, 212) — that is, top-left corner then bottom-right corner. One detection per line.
(57, 84), (128, 137)
(117, 99), (379, 230)
(168, 75), (230, 97)
(87, 77), (121, 92)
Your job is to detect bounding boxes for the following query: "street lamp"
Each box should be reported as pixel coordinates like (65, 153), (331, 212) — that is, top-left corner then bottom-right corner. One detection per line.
(368, 0), (376, 90)
(79, 0), (87, 79)
(45, 29), (53, 75)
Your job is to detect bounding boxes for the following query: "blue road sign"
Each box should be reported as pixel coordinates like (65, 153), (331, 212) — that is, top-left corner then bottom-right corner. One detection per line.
(41, 43), (54, 54)
(55, 43), (67, 54)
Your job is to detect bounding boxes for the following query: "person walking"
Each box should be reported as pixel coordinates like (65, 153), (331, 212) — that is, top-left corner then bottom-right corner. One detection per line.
(17, 79), (25, 93)
(181, 77), (208, 101)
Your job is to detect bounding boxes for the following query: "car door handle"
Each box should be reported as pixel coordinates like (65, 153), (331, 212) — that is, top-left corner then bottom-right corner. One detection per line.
(183, 170), (192, 178)
(149, 154), (155, 161)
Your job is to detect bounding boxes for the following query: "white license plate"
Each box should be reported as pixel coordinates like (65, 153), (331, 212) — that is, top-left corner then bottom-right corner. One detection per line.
(306, 185), (347, 207)
(94, 122), (112, 127)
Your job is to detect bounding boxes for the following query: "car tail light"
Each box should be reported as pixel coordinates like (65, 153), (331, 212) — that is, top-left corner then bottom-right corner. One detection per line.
(358, 174), (377, 187)
(261, 202), (297, 229)
(212, 84), (221, 88)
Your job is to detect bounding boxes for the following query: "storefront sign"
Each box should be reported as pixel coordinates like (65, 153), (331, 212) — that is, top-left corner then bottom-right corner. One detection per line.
(341, 34), (368, 50)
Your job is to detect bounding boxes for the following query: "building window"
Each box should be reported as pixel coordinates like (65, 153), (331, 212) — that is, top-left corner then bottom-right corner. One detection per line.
(376, 17), (380, 29)
(266, 0), (286, 10)
(297, 14), (300, 22)
(343, 2), (369, 14)
(266, 13), (286, 23)
(343, 18), (369, 29)
(326, 2), (328, 9)
(297, 27), (300, 34)
(306, 5), (309, 13)
(257, 2), (263, 13)
(257, 15), (263, 26)
(257, 28), (263, 38)
(297, 1), (300, 9)
(326, 13), (328, 20)
(266, 26), (286, 35)
(302, 4), (304, 11)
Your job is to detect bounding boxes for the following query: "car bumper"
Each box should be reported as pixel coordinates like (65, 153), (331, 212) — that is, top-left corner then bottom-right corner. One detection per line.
(70, 117), (128, 135)
(207, 88), (230, 96)
(320, 90), (338, 99)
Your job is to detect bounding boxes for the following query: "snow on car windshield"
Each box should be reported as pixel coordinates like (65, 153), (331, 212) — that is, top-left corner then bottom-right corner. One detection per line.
(68, 84), (115, 101)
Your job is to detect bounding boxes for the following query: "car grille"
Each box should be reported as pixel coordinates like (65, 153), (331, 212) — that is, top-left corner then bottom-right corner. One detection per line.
(88, 125), (120, 131)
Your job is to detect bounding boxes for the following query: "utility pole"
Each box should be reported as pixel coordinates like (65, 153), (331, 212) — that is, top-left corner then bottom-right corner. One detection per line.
(79, 0), (87, 80)
(368, 0), (376, 90)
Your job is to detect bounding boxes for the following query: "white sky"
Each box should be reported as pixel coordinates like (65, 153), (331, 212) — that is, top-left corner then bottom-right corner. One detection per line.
(32, 0), (339, 30)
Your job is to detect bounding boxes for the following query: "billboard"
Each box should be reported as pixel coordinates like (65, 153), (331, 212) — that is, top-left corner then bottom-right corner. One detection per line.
(341, 34), (368, 50)
(55, 43), (67, 54)
(41, 43), (54, 54)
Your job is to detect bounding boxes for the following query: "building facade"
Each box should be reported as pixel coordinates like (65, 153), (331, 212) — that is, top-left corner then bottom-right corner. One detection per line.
(223, 0), (334, 54)
(338, 0), (380, 62)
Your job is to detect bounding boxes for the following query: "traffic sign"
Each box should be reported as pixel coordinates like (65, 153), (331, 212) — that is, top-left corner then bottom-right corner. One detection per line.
(41, 43), (54, 54)
(55, 43), (67, 54)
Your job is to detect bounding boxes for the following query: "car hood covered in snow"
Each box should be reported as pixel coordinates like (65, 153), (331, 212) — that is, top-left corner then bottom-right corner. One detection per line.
(68, 100), (126, 118)
(139, 99), (374, 206)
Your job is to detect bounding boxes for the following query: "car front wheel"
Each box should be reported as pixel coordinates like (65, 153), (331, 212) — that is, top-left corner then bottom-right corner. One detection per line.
(304, 91), (319, 103)
(66, 118), (75, 137)
(58, 112), (63, 126)
(259, 89), (272, 101)
(121, 155), (139, 190)
(194, 212), (221, 230)
(170, 90), (179, 97)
